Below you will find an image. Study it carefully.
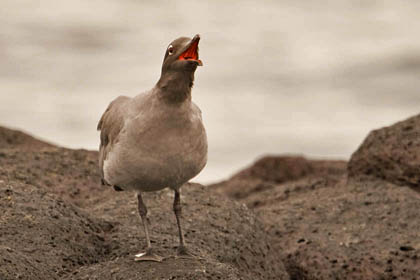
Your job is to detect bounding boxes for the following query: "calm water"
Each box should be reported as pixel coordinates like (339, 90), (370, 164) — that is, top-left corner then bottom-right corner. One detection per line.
(1, 0), (420, 183)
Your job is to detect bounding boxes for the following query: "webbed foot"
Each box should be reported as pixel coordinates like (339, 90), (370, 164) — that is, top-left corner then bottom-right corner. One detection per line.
(134, 248), (164, 262)
(175, 245), (197, 259)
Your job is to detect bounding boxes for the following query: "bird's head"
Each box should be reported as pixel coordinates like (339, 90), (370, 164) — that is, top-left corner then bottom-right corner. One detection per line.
(156, 34), (203, 102)
(161, 34), (203, 74)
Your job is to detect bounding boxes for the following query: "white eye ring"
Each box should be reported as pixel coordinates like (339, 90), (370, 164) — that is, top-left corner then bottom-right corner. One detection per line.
(168, 45), (174, 55)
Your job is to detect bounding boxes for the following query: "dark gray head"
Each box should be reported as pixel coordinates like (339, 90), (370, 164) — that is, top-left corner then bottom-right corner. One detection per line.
(157, 34), (203, 102)
(161, 34), (203, 73)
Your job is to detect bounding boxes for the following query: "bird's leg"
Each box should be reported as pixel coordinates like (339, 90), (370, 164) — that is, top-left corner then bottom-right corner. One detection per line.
(173, 189), (193, 257)
(134, 193), (163, 262)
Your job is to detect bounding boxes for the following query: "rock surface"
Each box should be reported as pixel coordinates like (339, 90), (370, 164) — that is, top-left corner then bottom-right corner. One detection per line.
(348, 114), (420, 189)
(0, 126), (289, 280)
(211, 115), (420, 279)
(3, 112), (420, 280)
(211, 155), (346, 205)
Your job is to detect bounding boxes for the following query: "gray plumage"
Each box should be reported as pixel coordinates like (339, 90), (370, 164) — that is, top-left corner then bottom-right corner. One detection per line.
(97, 34), (207, 261)
(97, 35), (207, 193)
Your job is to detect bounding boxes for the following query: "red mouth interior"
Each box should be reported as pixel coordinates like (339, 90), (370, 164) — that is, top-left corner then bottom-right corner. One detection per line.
(179, 40), (200, 62)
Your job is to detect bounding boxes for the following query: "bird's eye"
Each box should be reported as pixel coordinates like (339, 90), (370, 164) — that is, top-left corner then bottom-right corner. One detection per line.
(168, 45), (174, 55)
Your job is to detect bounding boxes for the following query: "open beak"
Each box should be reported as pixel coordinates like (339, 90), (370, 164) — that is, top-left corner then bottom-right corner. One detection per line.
(178, 34), (203, 66)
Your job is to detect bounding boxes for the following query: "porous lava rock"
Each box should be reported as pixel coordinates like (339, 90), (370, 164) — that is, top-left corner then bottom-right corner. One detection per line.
(348, 114), (420, 189)
(0, 126), (289, 280)
(211, 123), (420, 279)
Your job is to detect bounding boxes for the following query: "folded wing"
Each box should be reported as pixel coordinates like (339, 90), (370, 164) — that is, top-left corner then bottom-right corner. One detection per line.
(97, 95), (131, 184)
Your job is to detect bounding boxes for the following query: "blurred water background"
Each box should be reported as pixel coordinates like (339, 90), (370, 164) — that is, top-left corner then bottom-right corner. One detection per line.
(1, 0), (420, 183)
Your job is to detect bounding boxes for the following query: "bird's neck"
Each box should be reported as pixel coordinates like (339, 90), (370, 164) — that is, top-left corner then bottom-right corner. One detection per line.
(156, 71), (194, 104)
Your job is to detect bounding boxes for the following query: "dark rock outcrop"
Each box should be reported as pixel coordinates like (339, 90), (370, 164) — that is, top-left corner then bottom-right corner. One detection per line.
(0, 126), (53, 149)
(348, 114), (420, 189)
(4, 112), (420, 280)
(211, 155), (346, 205)
(0, 183), (111, 279)
(0, 126), (289, 280)
(210, 115), (420, 279)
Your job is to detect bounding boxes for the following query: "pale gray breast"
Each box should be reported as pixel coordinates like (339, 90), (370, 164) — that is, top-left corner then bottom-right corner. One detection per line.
(103, 96), (207, 191)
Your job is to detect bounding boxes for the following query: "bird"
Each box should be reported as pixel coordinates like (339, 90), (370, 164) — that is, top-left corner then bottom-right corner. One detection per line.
(97, 34), (207, 262)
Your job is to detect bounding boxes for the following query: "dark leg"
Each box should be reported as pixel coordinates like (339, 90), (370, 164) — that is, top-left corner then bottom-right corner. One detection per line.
(134, 193), (163, 262)
(138, 193), (152, 250)
(173, 189), (192, 256)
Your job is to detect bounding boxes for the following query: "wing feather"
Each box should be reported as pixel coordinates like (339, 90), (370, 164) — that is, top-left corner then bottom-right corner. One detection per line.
(97, 96), (130, 182)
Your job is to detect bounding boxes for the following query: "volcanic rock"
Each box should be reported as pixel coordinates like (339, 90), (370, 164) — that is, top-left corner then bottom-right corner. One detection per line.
(348, 114), (420, 189)
(0, 126), (289, 280)
(210, 116), (420, 279)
